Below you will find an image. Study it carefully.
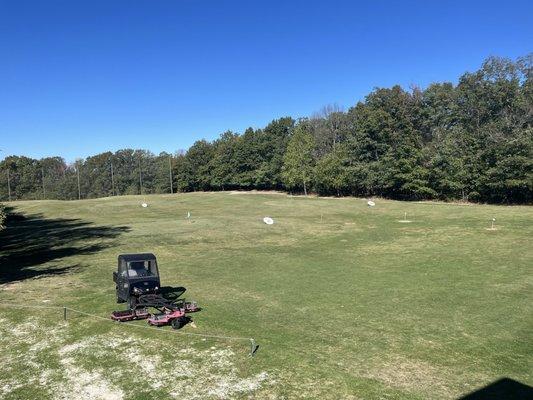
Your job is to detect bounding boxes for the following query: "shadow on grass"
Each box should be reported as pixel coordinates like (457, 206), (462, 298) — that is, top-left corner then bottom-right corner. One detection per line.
(458, 378), (533, 400)
(0, 206), (130, 284)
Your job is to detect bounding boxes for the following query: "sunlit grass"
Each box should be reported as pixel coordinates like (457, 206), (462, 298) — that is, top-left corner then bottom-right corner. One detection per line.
(0, 192), (531, 399)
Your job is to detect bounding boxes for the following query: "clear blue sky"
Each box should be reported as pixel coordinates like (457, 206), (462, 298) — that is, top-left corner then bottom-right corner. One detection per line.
(1, 0), (531, 162)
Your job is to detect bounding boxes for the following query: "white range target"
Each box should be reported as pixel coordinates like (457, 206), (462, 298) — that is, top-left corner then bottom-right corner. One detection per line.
(263, 217), (274, 225)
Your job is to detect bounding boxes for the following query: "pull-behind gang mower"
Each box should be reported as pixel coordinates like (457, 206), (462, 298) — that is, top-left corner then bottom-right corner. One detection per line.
(111, 253), (199, 329)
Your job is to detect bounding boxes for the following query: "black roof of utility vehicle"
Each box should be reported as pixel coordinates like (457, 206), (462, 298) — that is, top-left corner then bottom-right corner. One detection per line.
(118, 253), (157, 262)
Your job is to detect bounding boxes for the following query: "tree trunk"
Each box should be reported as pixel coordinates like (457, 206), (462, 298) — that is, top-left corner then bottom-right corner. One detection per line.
(303, 181), (307, 196)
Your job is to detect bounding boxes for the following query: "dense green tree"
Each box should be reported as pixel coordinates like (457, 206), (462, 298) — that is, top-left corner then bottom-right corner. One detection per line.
(0, 156), (41, 200)
(209, 131), (239, 190)
(150, 152), (174, 194)
(427, 129), (468, 200)
(111, 149), (142, 195)
(40, 157), (69, 199)
(255, 117), (295, 188)
(178, 140), (214, 191)
(81, 152), (114, 198)
(232, 128), (264, 188)
(478, 128), (533, 203)
(173, 153), (194, 192)
(314, 145), (351, 196)
(282, 125), (316, 195)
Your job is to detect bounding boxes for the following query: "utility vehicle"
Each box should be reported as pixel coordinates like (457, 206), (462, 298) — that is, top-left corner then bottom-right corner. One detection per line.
(111, 253), (199, 329)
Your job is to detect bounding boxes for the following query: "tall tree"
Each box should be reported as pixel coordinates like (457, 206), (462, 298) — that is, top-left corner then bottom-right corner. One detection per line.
(256, 117), (295, 189)
(209, 131), (239, 190)
(314, 144), (351, 196)
(282, 125), (316, 195)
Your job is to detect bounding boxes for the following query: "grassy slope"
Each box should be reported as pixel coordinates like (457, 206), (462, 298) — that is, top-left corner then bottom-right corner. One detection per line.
(0, 192), (531, 399)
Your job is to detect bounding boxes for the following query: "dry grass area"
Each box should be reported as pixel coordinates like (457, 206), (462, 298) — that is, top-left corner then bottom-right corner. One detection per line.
(0, 313), (272, 399)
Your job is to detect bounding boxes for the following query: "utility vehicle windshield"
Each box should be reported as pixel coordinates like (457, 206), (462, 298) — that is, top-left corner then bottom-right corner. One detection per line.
(126, 260), (158, 278)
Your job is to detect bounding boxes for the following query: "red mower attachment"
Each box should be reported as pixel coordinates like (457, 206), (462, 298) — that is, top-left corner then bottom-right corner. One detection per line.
(111, 297), (200, 329)
(147, 301), (199, 329)
(148, 309), (189, 329)
(111, 308), (150, 322)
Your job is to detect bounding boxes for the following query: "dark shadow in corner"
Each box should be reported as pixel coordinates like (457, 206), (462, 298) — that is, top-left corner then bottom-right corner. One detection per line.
(0, 206), (130, 284)
(458, 378), (533, 400)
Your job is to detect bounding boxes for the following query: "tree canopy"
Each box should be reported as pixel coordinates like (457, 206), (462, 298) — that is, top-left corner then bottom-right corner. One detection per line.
(0, 55), (531, 204)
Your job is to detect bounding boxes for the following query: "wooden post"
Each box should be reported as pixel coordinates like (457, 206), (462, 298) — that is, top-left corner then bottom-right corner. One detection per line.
(110, 161), (115, 196)
(168, 156), (173, 194)
(41, 167), (46, 199)
(7, 169), (11, 201)
(77, 167), (81, 200)
(139, 158), (143, 195)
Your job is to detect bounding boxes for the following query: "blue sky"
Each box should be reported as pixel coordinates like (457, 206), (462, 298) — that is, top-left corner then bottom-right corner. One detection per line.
(1, 0), (531, 162)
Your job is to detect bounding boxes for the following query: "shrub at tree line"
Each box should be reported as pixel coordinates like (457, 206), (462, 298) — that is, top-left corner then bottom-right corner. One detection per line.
(0, 55), (531, 204)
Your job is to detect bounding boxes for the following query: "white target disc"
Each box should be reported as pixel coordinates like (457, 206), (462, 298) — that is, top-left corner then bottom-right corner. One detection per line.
(141, 203), (148, 208)
(263, 217), (274, 225)
(367, 200), (375, 207)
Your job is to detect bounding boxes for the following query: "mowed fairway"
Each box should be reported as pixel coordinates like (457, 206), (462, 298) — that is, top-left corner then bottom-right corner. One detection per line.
(0, 192), (532, 399)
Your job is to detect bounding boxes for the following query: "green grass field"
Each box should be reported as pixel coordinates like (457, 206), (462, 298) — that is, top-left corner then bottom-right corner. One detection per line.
(0, 192), (531, 399)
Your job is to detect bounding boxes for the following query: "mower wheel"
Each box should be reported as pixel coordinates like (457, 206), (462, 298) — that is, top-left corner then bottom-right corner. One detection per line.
(171, 316), (189, 330)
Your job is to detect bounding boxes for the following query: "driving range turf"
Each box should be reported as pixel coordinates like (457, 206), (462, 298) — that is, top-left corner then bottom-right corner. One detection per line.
(0, 192), (531, 399)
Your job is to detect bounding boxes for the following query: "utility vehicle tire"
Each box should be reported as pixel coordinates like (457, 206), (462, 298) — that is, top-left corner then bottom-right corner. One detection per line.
(171, 316), (188, 330)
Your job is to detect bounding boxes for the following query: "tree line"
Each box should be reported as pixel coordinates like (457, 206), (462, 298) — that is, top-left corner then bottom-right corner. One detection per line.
(0, 55), (531, 204)
(0, 150), (177, 201)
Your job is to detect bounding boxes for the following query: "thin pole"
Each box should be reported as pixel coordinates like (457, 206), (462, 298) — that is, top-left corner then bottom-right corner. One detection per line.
(168, 156), (173, 194)
(7, 169), (11, 201)
(110, 161), (115, 196)
(139, 158), (143, 195)
(41, 167), (46, 199)
(77, 166), (81, 200)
